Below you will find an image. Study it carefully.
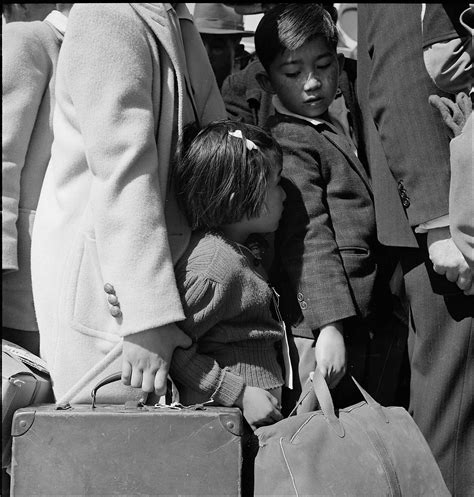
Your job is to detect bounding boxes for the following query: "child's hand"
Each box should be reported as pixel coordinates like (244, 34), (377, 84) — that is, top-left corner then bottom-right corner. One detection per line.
(315, 322), (346, 389)
(235, 386), (283, 430)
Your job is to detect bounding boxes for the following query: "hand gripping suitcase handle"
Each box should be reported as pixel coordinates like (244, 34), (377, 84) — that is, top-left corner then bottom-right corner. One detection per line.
(90, 372), (148, 409)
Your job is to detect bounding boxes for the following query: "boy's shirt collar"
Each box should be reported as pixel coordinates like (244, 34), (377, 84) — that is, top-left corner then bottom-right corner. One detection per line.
(272, 95), (329, 128)
(272, 95), (358, 154)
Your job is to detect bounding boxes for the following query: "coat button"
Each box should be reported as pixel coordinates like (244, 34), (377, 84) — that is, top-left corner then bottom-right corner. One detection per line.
(297, 292), (304, 302)
(110, 306), (122, 318)
(107, 294), (119, 305)
(402, 198), (411, 208)
(300, 301), (308, 310)
(104, 283), (115, 294)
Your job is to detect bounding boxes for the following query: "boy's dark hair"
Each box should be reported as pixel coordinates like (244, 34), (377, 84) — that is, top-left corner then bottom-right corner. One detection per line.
(174, 120), (282, 231)
(255, 3), (339, 72)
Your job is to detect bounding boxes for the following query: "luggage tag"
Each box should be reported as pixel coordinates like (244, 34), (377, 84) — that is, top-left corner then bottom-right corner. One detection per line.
(270, 287), (293, 390)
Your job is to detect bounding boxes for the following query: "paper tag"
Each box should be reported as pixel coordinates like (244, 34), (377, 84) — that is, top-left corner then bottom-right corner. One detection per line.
(281, 321), (294, 390)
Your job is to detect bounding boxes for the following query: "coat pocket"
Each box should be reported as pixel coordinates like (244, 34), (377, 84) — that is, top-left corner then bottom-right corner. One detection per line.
(69, 234), (121, 343)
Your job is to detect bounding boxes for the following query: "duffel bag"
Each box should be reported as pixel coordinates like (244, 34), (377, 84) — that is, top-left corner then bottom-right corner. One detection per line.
(254, 369), (450, 496)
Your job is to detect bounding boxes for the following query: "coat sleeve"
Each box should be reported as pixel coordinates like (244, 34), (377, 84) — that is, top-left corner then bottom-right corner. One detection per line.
(449, 113), (474, 271)
(2, 24), (51, 272)
(62, 4), (185, 334)
(274, 125), (357, 331)
(170, 273), (245, 407)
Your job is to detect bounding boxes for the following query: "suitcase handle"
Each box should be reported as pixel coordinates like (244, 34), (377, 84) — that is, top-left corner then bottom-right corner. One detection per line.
(90, 372), (148, 409)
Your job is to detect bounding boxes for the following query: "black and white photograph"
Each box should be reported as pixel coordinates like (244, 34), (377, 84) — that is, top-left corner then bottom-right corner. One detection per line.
(2, 3), (473, 496)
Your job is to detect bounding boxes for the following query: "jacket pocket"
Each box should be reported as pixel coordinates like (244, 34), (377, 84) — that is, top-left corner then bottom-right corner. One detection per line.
(69, 234), (121, 342)
(339, 246), (370, 256)
(339, 246), (376, 318)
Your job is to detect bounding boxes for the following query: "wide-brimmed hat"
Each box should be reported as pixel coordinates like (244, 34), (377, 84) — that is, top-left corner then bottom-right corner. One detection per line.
(194, 3), (254, 36)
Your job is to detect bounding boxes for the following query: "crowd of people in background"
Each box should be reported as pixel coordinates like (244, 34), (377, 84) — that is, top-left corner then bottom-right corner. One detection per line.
(2, 3), (473, 496)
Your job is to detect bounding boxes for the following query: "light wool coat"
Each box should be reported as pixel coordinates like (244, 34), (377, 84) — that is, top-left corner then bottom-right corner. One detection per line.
(2, 18), (63, 332)
(30, 3), (226, 403)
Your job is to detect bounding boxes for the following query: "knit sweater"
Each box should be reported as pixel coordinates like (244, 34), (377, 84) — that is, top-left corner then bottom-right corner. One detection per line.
(170, 231), (284, 407)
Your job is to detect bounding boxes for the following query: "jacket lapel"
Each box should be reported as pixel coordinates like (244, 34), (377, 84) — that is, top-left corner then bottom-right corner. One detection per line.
(321, 127), (373, 197)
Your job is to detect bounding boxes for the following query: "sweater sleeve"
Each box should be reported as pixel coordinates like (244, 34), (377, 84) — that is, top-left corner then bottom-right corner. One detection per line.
(170, 272), (245, 406)
(2, 23), (51, 272)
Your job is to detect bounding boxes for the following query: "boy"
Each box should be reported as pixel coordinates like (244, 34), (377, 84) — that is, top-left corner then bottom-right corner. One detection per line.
(254, 4), (391, 412)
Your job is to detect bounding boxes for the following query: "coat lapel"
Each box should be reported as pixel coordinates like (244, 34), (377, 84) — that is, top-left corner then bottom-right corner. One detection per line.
(130, 4), (197, 134)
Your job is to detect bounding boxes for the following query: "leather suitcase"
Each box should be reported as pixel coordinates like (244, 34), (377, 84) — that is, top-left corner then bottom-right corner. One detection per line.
(2, 340), (53, 469)
(10, 378), (244, 497)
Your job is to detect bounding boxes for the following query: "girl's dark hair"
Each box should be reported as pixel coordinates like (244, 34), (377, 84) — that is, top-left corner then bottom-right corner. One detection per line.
(255, 3), (339, 72)
(173, 120), (282, 231)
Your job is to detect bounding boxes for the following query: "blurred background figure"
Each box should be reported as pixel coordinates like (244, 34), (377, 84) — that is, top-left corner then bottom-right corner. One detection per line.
(335, 3), (357, 59)
(194, 3), (254, 89)
(2, 3), (56, 23)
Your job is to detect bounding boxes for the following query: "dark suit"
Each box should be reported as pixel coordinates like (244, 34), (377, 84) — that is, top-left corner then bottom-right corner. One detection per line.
(357, 4), (474, 495)
(269, 115), (377, 337)
(268, 108), (398, 411)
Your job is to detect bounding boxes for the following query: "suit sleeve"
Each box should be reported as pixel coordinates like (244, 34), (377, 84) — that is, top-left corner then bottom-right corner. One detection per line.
(63, 4), (185, 334)
(359, 3), (452, 228)
(2, 24), (51, 272)
(170, 274), (245, 407)
(275, 127), (357, 331)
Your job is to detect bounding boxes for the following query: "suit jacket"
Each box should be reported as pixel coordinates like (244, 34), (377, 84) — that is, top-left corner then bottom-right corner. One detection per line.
(30, 3), (226, 402)
(357, 3), (452, 248)
(269, 114), (377, 339)
(2, 19), (63, 331)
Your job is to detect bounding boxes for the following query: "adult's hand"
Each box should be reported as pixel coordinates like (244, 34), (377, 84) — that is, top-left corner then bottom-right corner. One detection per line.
(122, 324), (192, 395)
(427, 226), (473, 294)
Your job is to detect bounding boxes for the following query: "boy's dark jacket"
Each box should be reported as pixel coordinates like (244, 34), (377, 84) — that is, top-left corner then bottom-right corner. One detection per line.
(268, 62), (390, 339)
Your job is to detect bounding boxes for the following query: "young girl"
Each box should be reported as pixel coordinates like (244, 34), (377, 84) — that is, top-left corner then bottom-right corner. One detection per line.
(169, 120), (287, 431)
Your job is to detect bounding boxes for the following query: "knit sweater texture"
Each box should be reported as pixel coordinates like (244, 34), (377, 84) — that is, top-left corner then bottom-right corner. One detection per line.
(170, 231), (284, 407)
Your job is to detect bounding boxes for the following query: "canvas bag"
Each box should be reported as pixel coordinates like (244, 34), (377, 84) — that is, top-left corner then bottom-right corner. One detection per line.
(254, 369), (450, 497)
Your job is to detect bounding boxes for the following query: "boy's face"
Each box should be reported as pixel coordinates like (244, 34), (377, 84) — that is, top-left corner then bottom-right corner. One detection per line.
(259, 36), (343, 118)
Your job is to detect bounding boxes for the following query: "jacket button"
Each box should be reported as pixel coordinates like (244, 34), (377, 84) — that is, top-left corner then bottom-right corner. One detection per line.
(297, 292), (304, 302)
(300, 301), (308, 310)
(110, 306), (122, 318)
(402, 198), (411, 208)
(107, 294), (119, 305)
(104, 283), (115, 294)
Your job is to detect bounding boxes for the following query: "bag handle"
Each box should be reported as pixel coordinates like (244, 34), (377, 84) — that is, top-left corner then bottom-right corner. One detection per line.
(311, 369), (345, 437)
(290, 370), (390, 436)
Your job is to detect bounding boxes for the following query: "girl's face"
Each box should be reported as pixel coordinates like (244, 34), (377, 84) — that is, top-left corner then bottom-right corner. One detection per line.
(245, 161), (286, 234)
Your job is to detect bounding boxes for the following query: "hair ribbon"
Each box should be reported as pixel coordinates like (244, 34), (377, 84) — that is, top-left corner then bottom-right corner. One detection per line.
(228, 130), (259, 151)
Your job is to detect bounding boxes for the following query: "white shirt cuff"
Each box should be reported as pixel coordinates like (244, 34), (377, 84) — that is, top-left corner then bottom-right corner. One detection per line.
(414, 214), (450, 233)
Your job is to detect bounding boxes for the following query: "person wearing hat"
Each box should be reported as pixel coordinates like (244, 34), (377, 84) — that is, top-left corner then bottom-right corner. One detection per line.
(194, 3), (254, 89)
